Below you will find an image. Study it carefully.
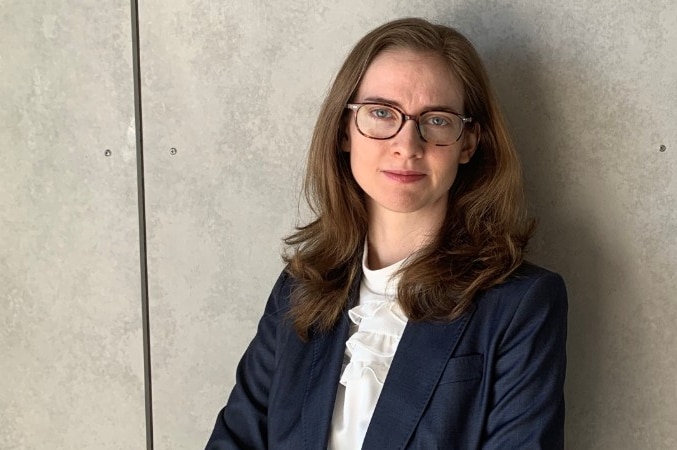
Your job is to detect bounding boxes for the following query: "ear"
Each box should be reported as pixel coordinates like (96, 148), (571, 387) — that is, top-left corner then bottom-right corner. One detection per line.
(459, 122), (480, 164)
(340, 127), (351, 153)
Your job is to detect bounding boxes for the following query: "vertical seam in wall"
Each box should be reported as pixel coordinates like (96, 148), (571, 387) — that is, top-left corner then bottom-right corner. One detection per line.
(130, 0), (154, 449)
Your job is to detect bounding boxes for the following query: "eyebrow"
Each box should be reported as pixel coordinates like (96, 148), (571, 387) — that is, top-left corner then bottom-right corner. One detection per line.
(361, 96), (461, 114)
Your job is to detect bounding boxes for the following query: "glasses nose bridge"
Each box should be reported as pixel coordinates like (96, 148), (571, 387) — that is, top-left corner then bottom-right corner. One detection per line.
(400, 113), (426, 142)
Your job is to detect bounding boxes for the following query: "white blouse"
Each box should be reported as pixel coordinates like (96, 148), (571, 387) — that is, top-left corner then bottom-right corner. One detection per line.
(327, 249), (408, 450)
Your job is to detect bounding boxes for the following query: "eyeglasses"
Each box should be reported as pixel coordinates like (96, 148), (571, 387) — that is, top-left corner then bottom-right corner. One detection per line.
(345, 102), (473, 146)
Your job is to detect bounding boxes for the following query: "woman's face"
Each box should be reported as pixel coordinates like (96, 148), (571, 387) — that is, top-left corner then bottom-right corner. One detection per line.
(343, 48), (478, 225)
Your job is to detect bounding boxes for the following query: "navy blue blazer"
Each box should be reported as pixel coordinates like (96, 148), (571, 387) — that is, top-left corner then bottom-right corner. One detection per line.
(206, 263), (567, 449)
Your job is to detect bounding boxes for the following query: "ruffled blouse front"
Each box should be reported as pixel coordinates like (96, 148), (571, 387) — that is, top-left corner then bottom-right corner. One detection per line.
(327, 250), (408, 450)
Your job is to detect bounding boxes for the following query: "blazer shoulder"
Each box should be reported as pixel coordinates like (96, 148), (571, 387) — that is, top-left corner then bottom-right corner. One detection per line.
(262, 267), (297, 316)
(493, 261), (566, 297)
(474, 262), (567, 321)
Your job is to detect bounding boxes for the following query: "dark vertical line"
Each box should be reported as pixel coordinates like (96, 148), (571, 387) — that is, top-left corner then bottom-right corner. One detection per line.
(130, 0), (154, 449)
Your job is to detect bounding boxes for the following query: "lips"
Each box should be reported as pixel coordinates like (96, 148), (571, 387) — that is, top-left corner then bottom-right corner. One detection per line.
(382, 170), (426, 183)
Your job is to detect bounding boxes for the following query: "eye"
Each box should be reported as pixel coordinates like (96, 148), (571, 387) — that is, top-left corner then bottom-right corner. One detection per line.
(366, 105), (397, 120)
(425, 115), (450, 127)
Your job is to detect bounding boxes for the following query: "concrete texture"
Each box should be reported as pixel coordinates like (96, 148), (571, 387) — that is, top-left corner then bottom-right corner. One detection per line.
(0, 1), (146, 449)
(140, 1), (676, 448)
(2, 0), (675, 449)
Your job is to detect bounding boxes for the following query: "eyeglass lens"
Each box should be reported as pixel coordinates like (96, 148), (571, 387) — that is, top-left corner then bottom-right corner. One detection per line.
(355, 104), (464, 145)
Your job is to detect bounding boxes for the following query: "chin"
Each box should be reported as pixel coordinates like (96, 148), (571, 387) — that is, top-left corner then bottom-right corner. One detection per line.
(368, 193), (448, 218)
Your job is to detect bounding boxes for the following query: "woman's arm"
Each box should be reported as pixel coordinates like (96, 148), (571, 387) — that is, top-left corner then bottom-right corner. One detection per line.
(483, 271), (568, 449)
(205, 271), (290, 450)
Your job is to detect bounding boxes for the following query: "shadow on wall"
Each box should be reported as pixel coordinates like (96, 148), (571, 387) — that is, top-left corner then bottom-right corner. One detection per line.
(441, 5), (612, 449)
(487, 42), (605, 450)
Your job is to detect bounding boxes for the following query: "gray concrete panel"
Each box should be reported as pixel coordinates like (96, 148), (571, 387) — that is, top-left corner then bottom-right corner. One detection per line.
(0, 2), (146, 449)
(141, 1), (676, 448)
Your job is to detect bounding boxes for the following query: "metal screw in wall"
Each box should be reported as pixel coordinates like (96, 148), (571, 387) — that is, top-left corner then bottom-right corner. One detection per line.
(105, 149), (112, 157)
(170, 147), (177, 155)
(659, 145), (666, 152)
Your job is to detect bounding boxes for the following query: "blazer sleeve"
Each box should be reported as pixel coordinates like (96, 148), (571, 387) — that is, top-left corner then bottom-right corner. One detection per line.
(482, 271), (568, 450)
(205, 271), (290, 450)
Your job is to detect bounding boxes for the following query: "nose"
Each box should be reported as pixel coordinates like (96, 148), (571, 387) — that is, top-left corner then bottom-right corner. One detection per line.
(392, 118), (425, 158)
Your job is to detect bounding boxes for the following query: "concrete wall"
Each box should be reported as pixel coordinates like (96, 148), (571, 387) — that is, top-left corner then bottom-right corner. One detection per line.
(2, 1), (675, 449)
(0, 2), (146, 448)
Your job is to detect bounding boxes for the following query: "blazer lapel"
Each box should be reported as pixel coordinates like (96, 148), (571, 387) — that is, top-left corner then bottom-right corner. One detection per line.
(362, 305), (476, 449)
(300, 312), (349, 449)
(301, 274), (361, 449)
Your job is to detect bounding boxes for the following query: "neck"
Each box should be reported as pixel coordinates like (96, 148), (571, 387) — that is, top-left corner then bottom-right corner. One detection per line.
(366, 206), (445, 270)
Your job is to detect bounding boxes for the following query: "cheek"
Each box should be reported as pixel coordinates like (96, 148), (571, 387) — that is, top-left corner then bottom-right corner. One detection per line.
(348, 142), (380, 191)
(349, 147), (367, 179)
(348, 136), (376, 167)
(434, 156), (462, 188)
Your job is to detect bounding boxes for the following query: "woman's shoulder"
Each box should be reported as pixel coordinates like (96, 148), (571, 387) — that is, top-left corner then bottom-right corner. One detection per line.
(492, 261), (566, 296)
(474, 261), (568, 319)
(260, 267), (296, 315)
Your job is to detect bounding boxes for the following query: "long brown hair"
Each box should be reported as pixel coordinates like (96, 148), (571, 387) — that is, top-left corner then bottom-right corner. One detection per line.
(283, 17), (534, 340)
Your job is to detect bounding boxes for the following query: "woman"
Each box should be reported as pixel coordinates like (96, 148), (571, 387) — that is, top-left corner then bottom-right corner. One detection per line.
(207, 17), (567, 449)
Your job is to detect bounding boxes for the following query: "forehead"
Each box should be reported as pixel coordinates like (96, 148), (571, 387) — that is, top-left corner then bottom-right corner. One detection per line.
(355, 48), (465, 111)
